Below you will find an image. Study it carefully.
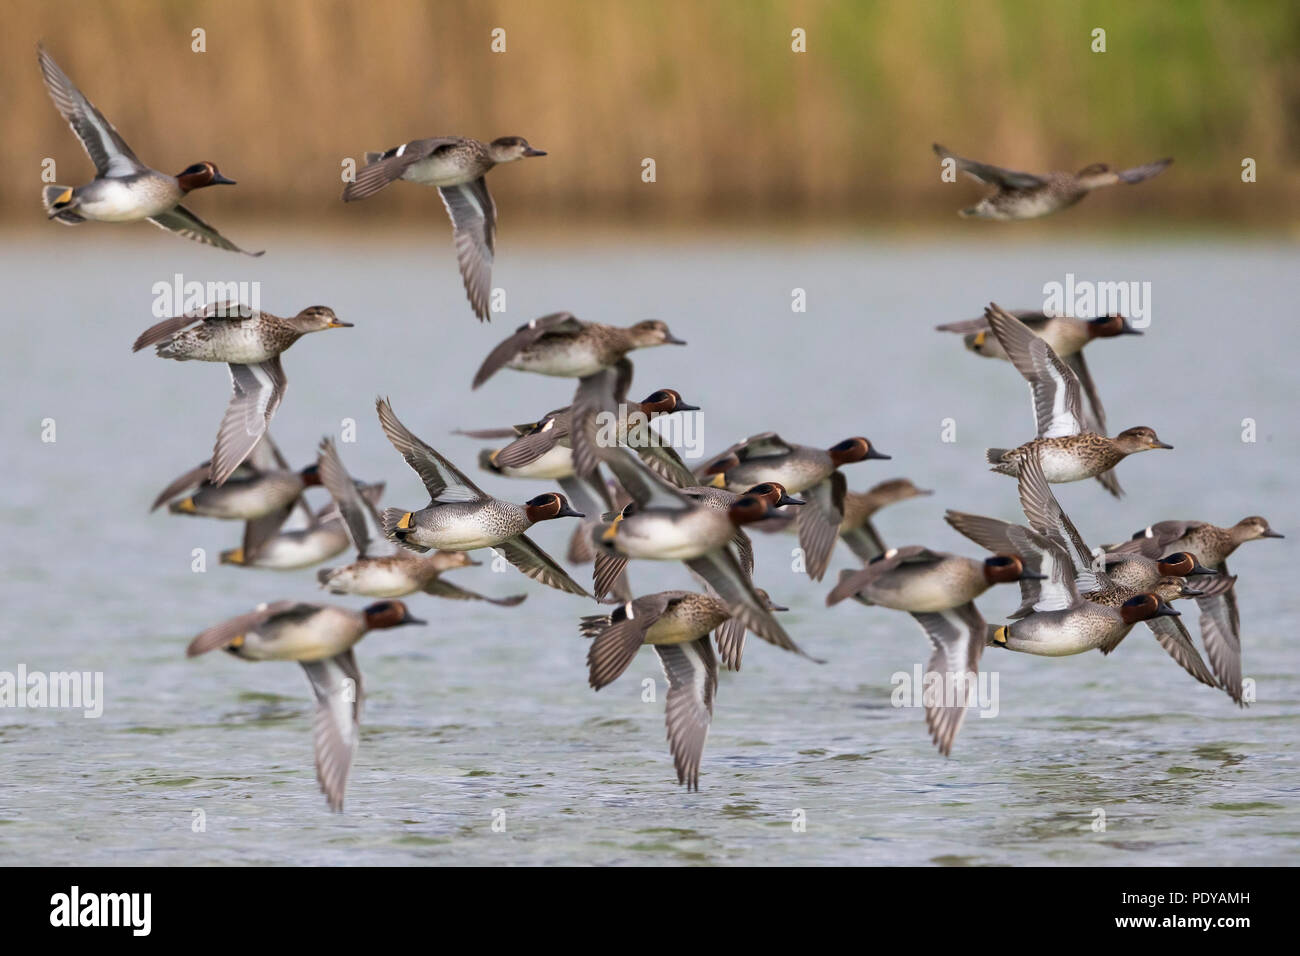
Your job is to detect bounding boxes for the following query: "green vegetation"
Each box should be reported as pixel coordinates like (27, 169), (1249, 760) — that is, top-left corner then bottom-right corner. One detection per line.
(6, 0), (1296, 224)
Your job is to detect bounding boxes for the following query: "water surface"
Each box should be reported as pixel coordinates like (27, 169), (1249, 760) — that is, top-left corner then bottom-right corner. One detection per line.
(1, 232), (1296, 865)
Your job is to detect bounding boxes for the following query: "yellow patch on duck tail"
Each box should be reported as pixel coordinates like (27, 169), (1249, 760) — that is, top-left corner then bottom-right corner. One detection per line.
(707, 473), (727, 488)
(54, 188), (73, 205)
(397, 512), (414, 530)
(221, 548), (245, 565)
(601, 514), (624, 541)
(972, 331), (987, 348)
(992, 625), (1008, 645)
(229, 634), (245, 649)
(175, 497), (197, 513)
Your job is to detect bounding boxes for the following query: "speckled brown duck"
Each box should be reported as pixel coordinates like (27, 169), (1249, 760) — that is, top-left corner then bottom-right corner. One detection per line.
(980, 303), (1170, 498)
(933, 143), (1171, 220)
(341, 135), (545, 320)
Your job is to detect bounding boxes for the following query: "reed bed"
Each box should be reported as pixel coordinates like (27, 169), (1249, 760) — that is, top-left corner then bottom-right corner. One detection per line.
(3, 0), (1296, 226)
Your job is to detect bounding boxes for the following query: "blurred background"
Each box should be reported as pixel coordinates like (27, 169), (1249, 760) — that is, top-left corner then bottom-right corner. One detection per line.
(2, 0), (1298, 231)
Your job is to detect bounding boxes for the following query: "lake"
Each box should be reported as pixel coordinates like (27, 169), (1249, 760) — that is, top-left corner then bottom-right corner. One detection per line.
(1, 229), (1296, 865)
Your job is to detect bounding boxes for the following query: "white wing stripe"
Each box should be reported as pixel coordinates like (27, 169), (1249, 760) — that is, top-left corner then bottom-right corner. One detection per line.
(1040, 361), (1081, 438)
(1033, 546), (1075, 612)
(683, 640), (709, 713)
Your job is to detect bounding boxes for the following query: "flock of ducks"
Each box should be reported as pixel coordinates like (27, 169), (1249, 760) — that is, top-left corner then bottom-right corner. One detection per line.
(39, 43), (1282, 810)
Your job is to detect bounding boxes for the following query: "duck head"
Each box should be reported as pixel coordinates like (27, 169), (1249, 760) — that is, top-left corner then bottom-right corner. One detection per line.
(488, 136), (546, 162)
(1157, 551), (1216, 577)
(744, 482), (804, 507)
(637, 388), (700, 416)
(432, 550), (480, 571)
(524, 492), (584, 523)
(1114, 426), (1173, 454)
(175, 161), (237, 191)
(627, 320), (687, 348)
(828, 437), (890, 466)
(1233, 515), (1284, 543)
(1087, 314), (1142, 338)
(726, 495), (778, 527)
(754, 588), (789, 612)
(1154, 575), (1203, 601)
(866, 478), (933, 506)
(1120, 592), (1181, 624)
(1075, 162), (1113, 187)
(982, 553), (1042, 585)
(363, 600), (426, 630)
(289, 305), (353, 333)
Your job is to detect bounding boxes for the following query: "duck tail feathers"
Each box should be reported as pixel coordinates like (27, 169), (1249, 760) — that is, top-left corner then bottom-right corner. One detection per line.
(380, 507), (407, 535)
(380, 507), (430, 552)
(42, 185), (84, 224)
(578, 614), (612, 639)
